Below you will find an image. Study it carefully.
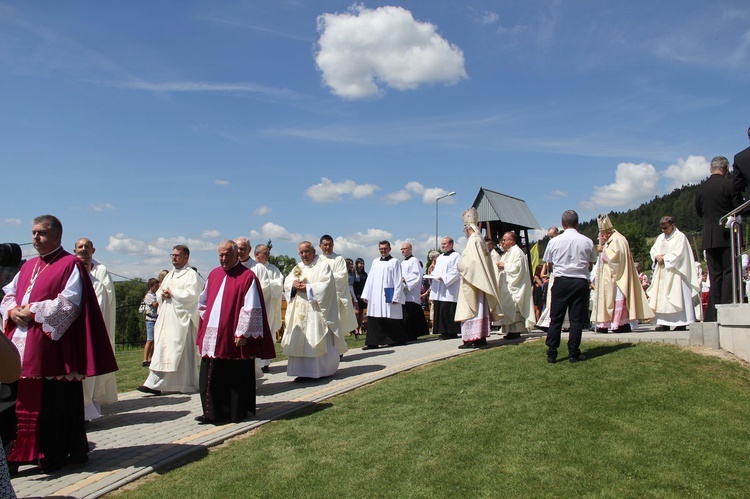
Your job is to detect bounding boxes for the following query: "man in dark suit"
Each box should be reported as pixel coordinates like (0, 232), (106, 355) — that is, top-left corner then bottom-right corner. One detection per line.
(732, 126), (750, 205)
(695, 156), (737, 321)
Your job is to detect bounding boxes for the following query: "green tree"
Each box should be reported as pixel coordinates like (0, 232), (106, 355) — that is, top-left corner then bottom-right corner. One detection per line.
(617, 221), (651, 269)
(114, 279), (148, 347)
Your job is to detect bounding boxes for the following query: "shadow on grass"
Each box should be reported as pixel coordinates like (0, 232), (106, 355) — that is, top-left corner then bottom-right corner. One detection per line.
(581, 342), (636, 360)
(275, 402), (333, 421)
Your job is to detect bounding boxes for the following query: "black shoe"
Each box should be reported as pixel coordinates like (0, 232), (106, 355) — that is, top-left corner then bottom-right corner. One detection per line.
(39, 456), (67, 474)
(136, 385), (161, 396)
(614, 324), (632, 333)
(195, 415), (212, 424)
(673, 325), (687, 331)
(261, 366), (270, 373)
(546, 356), (556, 364)
(502, 333), (521, 340)
(294, 376), (315, 383)
(569, 354), (586, 363)
(141, 361), (150, 367)
(654, 325), (669, 331)
(595, 327), (609, 333)
(458, 342), (478, 349)
(362, 345), (378, 350)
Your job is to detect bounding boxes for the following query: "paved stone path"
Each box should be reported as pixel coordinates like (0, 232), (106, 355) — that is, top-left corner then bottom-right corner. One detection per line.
(9, 325), (688, 498)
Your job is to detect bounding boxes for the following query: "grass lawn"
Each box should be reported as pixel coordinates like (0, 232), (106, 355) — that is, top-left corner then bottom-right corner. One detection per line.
(111, 341), (750, 498)
(114, 334), (368, 393)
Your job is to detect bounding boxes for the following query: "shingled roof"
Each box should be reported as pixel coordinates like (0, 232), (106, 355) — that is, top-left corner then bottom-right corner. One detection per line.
(472, 187), (542, 231)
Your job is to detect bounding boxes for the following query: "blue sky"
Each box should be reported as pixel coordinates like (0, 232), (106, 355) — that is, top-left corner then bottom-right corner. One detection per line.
(2, 1), (749, 280)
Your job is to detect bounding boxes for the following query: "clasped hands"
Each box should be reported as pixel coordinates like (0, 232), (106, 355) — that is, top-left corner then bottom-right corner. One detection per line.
(292, 280), (306, 292)
(10, 305), (33, 327)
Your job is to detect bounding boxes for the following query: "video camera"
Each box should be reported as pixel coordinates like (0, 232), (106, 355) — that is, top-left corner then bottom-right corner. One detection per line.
(0, 243), (22, 267)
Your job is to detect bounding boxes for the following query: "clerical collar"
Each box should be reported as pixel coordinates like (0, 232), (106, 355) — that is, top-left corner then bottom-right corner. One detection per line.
(404, 254), (413, 260)
(380, 255), (392, 261)
(443, 249), (455, 256)
(40, 246), (63, 262)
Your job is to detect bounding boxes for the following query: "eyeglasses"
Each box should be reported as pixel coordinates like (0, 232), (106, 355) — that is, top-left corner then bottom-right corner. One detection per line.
(171, 254), (184, 258)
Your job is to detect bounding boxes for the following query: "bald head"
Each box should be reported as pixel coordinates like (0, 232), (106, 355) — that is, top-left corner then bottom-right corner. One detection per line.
(254, 244), (270, 264)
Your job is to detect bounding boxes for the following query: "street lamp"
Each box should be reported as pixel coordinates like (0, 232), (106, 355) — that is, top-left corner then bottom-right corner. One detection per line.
(435, 191), (456, 250)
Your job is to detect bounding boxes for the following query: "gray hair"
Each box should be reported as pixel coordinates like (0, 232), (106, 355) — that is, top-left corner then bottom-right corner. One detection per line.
(710, 156), (729, 172)
(561, 210), (579, 228)
(219, 240), (238, 252)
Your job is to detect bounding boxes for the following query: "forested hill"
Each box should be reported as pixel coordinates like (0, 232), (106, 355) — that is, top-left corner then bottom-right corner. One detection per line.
(531, 183), (705, 268)
(578, 183), (701, 242)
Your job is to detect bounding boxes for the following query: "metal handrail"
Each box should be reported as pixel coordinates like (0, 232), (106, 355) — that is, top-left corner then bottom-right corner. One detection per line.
(719, 201), (750, 304)
(719, 199), (750, 226)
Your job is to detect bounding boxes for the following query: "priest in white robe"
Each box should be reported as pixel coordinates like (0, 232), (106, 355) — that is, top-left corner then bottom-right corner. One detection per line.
(282, 241), (347, 381)
(429, 237), (462, 339)
(496, 231), (536, 339)
(195, 241), (275, 424)
(361, 241), (407, 349)
(253, 243), (284, 373)
(647, 216), (702, 330)
(138, 245), (201, 395)
(73, 238), (118, 420)
(456, 209), (503, 348)
(318, 235), (359, 336)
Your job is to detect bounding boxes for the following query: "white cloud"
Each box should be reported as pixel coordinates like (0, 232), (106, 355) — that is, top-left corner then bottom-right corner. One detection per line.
(107, 234), (163, 256)
(583, 162), (659, 209)
(384, 189), (411, 204)
(254, 205), (272, 216)
(214, 179), (229, 186)
(315, 5), (467, 99)
(98, 80), (301, 100)
(481, 12), (500, 25)
(257, 222), (308, 243)
(661, 155), (710, 190)
(305, 177), (380, 202)
(201, 229), (220, 239)
(384, 181), (456, 205)
(90, 203), (114, 212)
(3, 218), (21, 226)
(154, 236), (217, 252)
(545, 189), (568, 200)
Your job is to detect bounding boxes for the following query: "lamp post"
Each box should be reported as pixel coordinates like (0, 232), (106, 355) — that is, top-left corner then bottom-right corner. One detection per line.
(435, 191), (456, 250)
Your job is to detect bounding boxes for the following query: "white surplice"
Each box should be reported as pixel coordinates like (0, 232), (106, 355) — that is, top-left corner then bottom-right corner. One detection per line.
(143, 266), (201, 393)
(83, 260), (118, 420)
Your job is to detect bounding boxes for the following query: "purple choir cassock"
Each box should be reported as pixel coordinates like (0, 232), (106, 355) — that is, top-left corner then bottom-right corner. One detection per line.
(1, 249), (117, 470)
(196, 263), (276, 423)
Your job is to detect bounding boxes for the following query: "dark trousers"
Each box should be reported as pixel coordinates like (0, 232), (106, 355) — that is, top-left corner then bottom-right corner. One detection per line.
(199, 357), (255, 423)
(433, 300), (460, 337)
(705, 247), (733, 322)
(545, 276), (590, 358)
